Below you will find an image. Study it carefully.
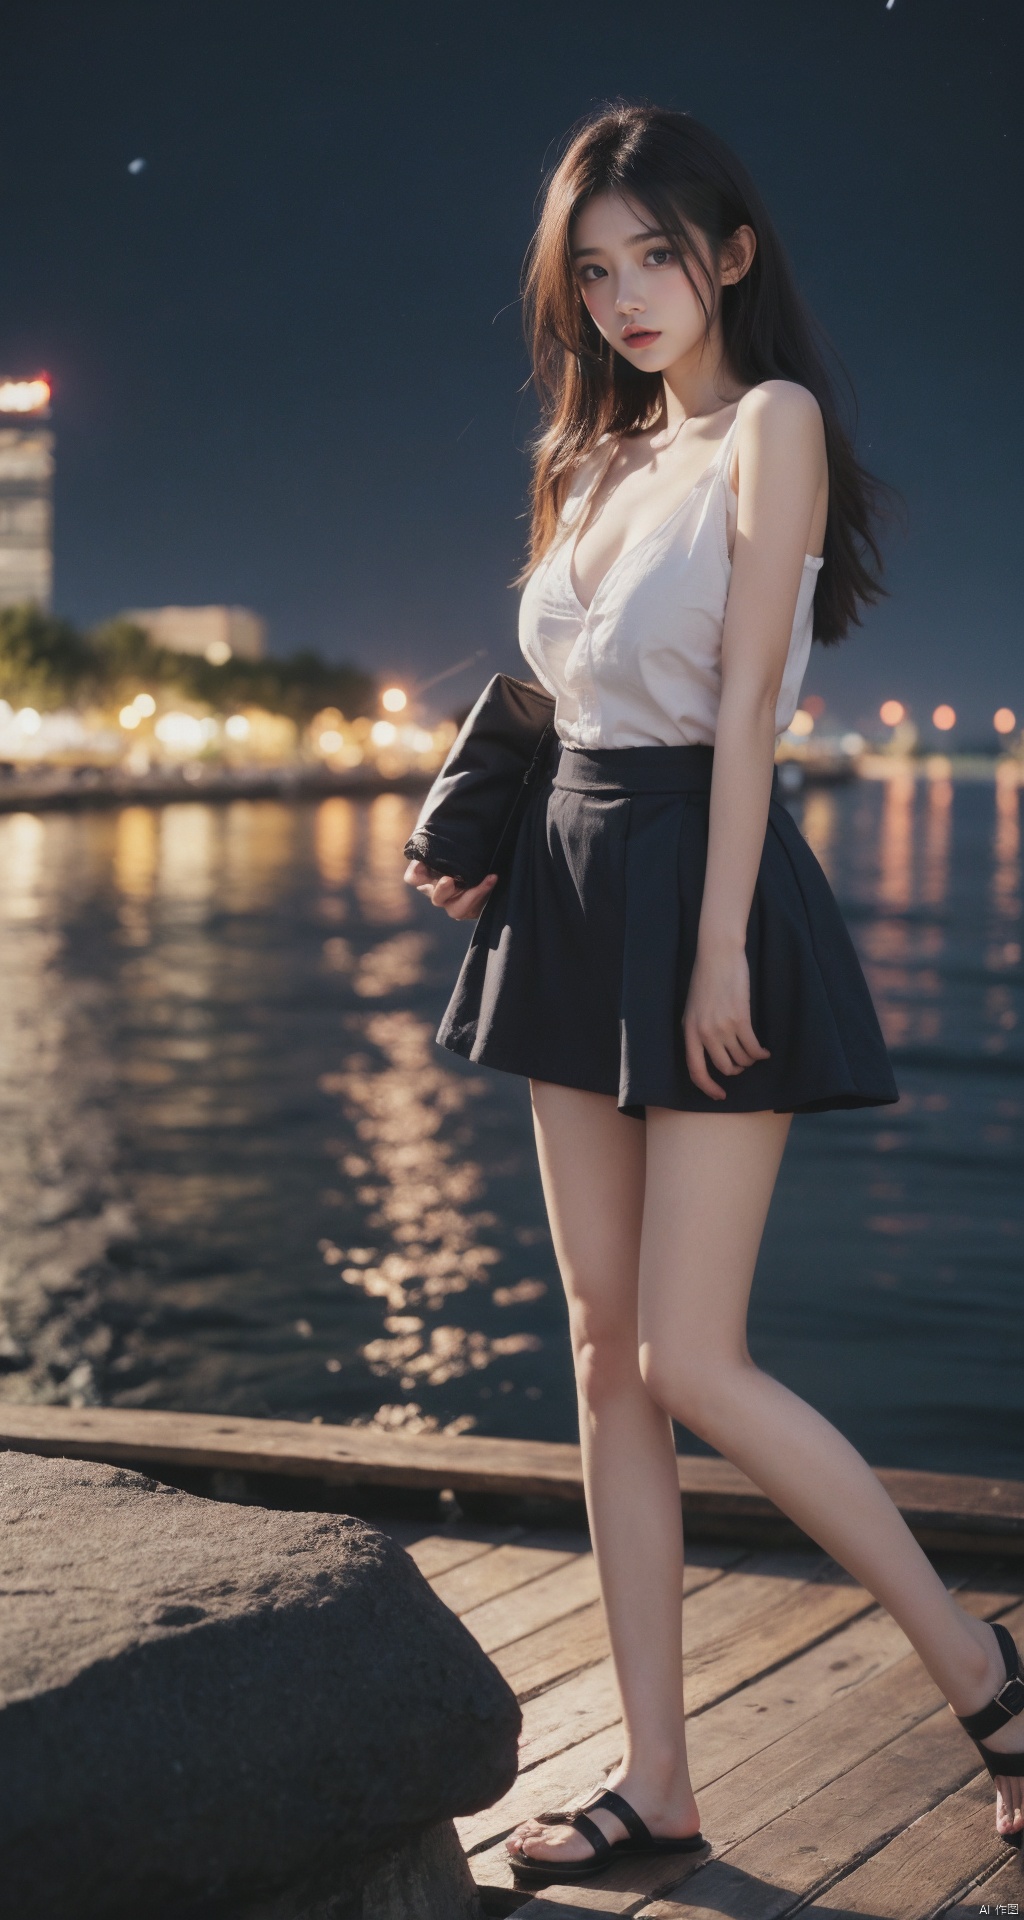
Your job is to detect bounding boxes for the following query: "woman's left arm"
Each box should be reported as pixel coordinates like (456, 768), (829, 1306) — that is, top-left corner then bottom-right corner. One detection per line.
(683, 381), (827, 1100)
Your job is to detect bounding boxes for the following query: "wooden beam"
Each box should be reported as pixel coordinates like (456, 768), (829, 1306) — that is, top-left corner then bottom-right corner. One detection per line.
(0, 1405), (1022, 1553)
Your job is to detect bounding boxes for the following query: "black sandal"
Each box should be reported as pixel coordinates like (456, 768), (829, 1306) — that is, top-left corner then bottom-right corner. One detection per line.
(506, 1786), (706, 1888)
(955, 1621), (1024, 1849)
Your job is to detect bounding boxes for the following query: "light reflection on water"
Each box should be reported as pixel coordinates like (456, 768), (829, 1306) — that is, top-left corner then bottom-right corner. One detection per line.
(0, 779), (1021, 1475)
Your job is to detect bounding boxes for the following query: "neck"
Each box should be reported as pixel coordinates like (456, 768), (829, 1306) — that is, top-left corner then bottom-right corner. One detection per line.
(658, 336), (744, 430)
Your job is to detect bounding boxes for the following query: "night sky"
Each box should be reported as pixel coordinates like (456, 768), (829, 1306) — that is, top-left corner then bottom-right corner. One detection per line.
(3, 1), (1021, 739)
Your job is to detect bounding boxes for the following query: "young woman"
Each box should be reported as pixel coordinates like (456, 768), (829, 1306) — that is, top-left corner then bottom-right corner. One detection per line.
(405, 104), (1024, 1885)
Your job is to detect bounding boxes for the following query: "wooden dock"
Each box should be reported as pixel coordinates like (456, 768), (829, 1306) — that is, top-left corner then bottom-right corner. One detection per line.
(397, 1517), (1024, 1917)
(2, 1403), (1024, 1556)
(3, 1405), (1024, 1914)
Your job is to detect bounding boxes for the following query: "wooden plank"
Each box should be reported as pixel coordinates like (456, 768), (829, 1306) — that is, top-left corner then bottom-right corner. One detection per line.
(943, 1849), (1024, 1916)
(460, 1605), (908, 1859)
(430, 1539), (583, 1617)
(491, 1550), (870, 1710)
(632, 1702), (990, 1916)
(462, 1554), (602, 1655)
(466, 1558), (876, 1882)
(0, 1404), (589, 1500)
(679, 1553), (875, 1714)
(494, 1599), (612, 1701)
(487, 1547), (747, 1705)
(3, 1404), (1024, 1551)
(470, 1596), (1024, 1910)
(401, 1530), (515, 1581)
(798, 1773), (1005, 1916)
(486, 1701), (985, 1916)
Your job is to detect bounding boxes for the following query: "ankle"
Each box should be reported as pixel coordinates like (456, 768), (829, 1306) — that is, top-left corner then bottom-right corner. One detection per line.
(945, 1619), (1002, 1718)
(612, 1746), (694, 1810)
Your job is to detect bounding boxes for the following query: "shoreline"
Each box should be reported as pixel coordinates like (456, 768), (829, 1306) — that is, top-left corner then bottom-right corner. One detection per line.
(0, 751), (1018, 816)
(0, 762), (434, 814)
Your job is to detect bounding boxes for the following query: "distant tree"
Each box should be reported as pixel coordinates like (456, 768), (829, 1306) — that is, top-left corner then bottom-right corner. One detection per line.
(0, 606), (96, 708)
(0, 607), (377, 724)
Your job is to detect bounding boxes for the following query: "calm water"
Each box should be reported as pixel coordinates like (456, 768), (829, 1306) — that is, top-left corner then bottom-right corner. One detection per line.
(0, 775), (1021, 1476)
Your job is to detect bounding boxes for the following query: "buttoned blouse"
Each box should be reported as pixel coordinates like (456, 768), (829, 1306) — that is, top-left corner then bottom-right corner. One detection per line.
(518, 412), (824, 751)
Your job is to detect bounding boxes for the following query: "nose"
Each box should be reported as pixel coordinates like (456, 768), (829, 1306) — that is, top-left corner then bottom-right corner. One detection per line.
(614, 284), (646, 315)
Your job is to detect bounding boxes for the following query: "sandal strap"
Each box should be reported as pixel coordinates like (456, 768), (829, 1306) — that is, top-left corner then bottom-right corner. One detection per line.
(591, 1788), (652, 1844)
(974, 1739), (1024, 1781)
(565, 1810), (612, 1861)
(958, 1623), (1024, 1740)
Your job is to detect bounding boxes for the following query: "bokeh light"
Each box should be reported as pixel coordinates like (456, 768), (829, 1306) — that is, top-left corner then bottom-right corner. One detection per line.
(370, 720), (398, 747)
(381, 687), (408, 713)
(880, 700), (905, 727)
(994, 708), (1016, 735)
(932, 704), (956, 731)
(788, 709), (814, 737)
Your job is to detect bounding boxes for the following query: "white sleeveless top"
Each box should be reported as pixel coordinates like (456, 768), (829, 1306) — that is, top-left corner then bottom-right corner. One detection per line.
(519, 412), (824, 750)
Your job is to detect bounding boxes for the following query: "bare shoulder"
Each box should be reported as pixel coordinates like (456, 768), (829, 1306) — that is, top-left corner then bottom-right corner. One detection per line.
(736, 380), (825, 450)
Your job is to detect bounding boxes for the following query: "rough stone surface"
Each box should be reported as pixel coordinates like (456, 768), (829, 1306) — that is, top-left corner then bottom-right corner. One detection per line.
(230, 1821), (482, 1919)
(0, 1452), (519, 1919)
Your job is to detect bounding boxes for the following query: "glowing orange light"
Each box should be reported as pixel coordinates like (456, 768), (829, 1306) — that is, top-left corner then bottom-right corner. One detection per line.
(880, 700), (905, 727)
(994, 708), (1016, 735)
(788, 709), (815, 737)
(381, 687), (407, 713)
(0, 377), (50, 414)
(932, 704), (956, 731)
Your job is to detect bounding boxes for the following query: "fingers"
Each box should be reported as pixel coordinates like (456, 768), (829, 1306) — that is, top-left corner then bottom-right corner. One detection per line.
(401, 862), (499, 920)
(684, 1018), (771, 1097)
(444, 874), (499, 920)
(685, 1023), (726, 1101)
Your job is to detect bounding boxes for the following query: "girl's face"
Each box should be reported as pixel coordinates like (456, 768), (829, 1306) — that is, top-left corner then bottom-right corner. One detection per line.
(570, 191), (751, 374)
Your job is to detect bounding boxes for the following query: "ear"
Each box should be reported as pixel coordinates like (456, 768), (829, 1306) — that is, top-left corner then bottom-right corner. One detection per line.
(720, 224), (757, 286)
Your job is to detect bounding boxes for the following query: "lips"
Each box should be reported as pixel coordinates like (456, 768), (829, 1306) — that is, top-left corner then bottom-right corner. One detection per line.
(622, 328), (660, 347)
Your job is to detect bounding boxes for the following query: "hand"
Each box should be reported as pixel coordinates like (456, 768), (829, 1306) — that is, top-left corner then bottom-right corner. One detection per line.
(683, 940), (771, 1101)
(403, 859), (498, 921)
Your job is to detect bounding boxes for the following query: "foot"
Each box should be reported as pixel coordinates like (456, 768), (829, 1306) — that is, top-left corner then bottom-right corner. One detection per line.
(950, 1620), (1024, 1842)
(504, 1762), (701, 1870)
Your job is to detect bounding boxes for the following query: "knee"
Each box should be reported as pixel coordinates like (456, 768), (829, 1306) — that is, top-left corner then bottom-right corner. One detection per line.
(568, 1300), (641, 1407)
(639, 1342), (752, 1442)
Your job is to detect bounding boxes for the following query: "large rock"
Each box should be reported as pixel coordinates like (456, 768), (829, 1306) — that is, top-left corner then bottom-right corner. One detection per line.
(0, 1452), (520, 1918)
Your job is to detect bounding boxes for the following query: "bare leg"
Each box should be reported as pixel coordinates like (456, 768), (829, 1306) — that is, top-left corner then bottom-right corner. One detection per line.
(507, 1082), (700, 1869)
(638, 1106), (1023, 1841)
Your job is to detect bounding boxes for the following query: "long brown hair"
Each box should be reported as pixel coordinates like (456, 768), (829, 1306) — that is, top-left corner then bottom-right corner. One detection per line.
(522, 104), (895, 645)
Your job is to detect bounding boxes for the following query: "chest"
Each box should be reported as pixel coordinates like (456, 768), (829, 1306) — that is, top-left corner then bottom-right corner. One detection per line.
(570, 440), (739, 614)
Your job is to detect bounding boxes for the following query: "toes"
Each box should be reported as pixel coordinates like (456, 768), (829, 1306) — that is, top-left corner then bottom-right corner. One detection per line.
(995, 1781), (1024, 1834)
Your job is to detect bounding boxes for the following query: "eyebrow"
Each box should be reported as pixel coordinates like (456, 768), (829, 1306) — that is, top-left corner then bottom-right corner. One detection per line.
(571, 228), (669, 258)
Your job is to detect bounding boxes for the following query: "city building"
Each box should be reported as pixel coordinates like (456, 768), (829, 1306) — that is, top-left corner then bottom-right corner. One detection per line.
(0, 376), (54, 610)
(121, 604), (266, 664)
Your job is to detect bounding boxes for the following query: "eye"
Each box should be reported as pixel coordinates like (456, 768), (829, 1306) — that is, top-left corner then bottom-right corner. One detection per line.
(645, 246), (675, 268)
(578, 263), (607, 283)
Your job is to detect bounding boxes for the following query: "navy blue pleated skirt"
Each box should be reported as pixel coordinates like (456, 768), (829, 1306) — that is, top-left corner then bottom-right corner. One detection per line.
(436, 742), (899, 1117)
